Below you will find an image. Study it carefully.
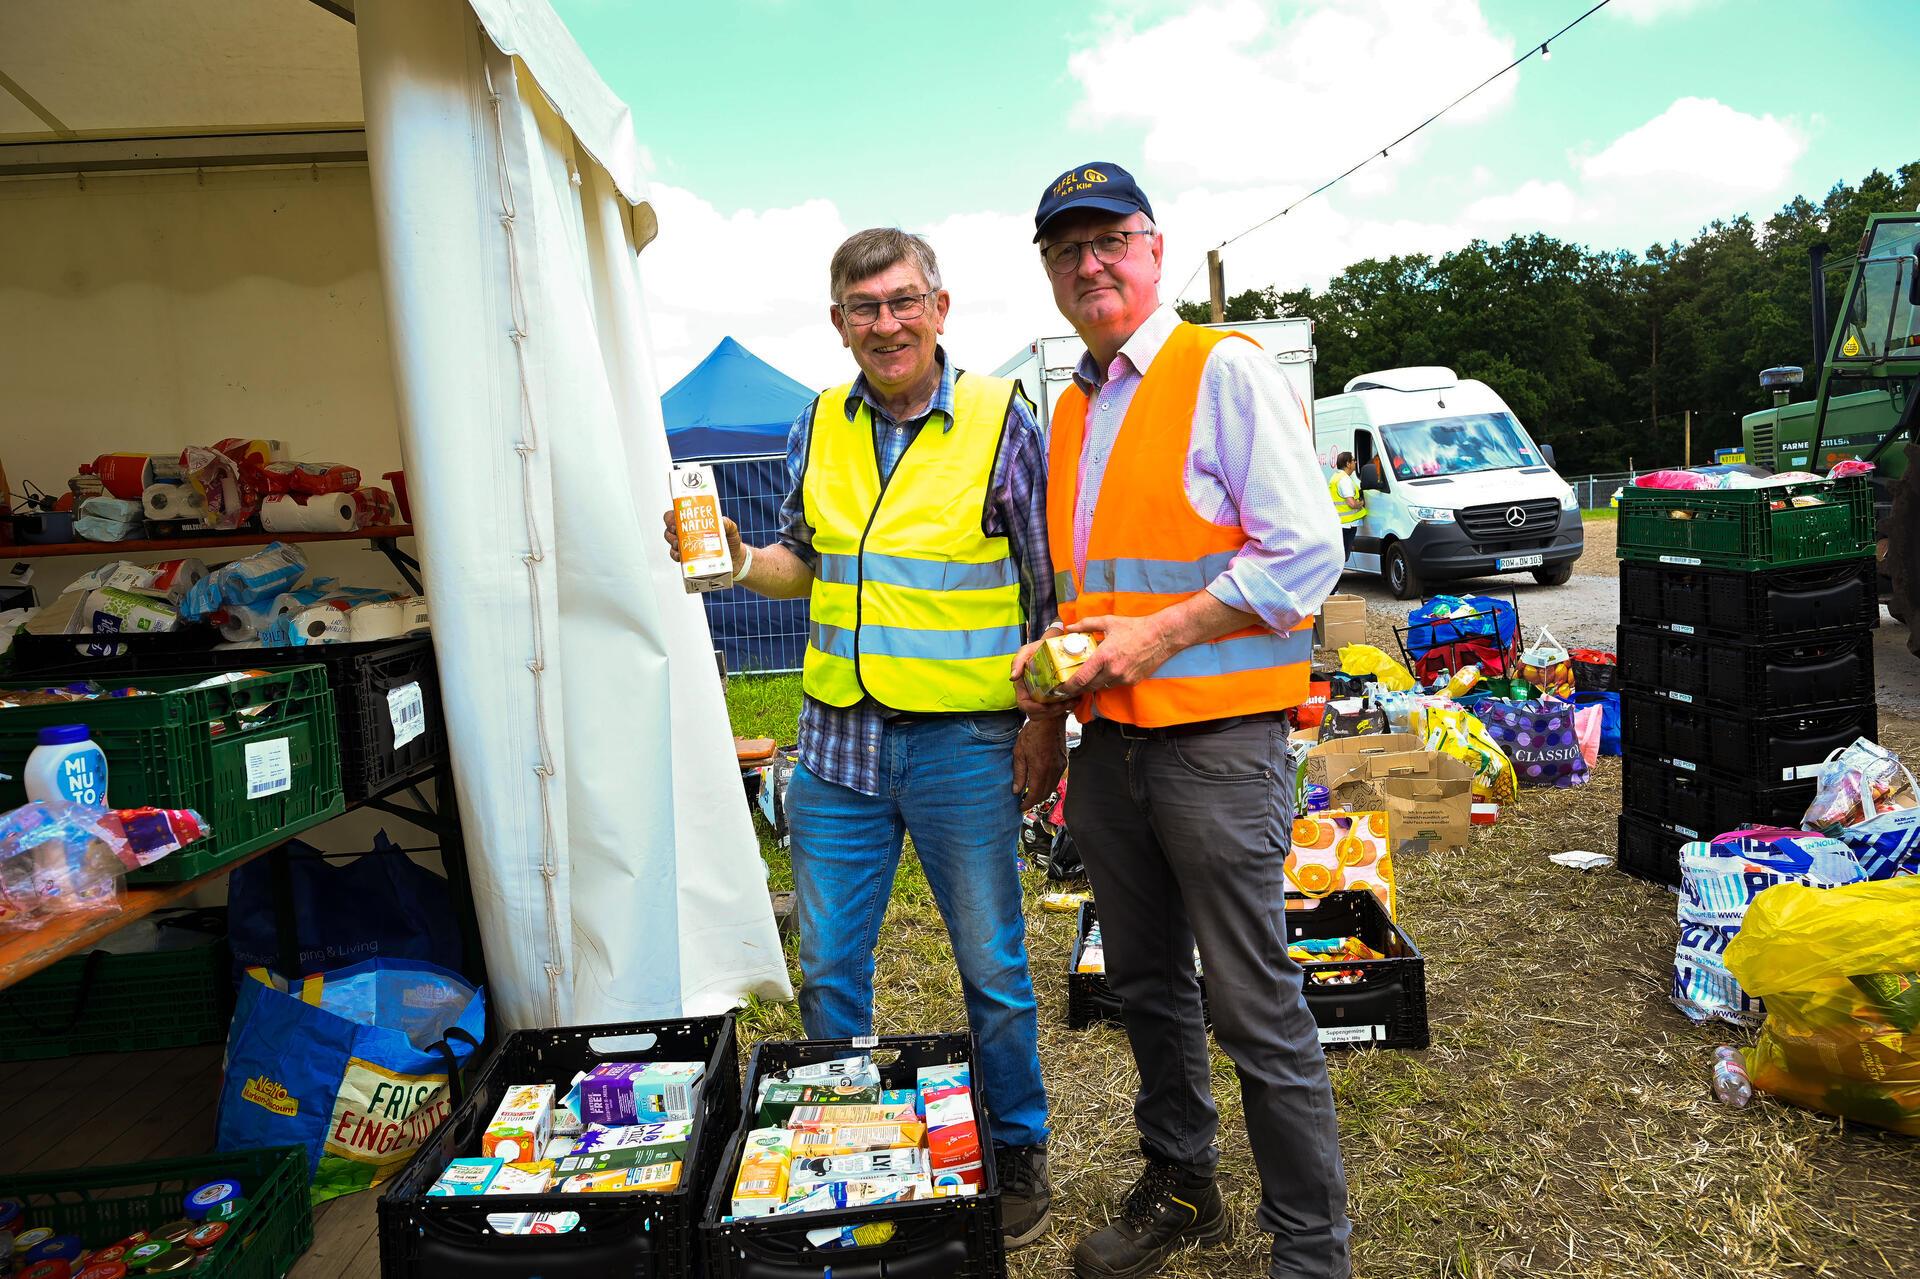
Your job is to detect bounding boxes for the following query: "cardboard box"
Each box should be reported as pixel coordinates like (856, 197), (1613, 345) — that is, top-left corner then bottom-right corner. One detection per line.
(1304, 736), (1473, 854)
(1314, 595), (1367, 649)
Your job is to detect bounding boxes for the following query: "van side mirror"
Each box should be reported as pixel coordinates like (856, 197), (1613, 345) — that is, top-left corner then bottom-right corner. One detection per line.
(1539, 443), (1556, 469)
(1360, 461), (1388, 493)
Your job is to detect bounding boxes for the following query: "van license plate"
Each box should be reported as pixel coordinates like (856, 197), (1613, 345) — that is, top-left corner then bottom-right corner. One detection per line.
(1497, 554), (1544, 570)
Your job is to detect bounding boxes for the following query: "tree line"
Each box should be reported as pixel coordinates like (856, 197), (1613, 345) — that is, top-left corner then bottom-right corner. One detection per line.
(1177, 161), (1920, 475)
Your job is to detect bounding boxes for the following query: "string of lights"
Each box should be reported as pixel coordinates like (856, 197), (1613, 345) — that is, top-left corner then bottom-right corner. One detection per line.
(1174, 0), (1618, 303)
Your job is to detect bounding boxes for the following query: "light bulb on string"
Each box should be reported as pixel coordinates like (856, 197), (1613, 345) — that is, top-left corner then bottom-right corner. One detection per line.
(1540, 43), (1551, 60)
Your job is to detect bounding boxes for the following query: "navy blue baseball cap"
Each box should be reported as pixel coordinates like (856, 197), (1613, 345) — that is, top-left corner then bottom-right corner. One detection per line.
(1033, 162), (1155, 242)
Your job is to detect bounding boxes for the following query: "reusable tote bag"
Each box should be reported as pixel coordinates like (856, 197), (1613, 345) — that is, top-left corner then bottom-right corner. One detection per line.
(216, 958), (484, 1203)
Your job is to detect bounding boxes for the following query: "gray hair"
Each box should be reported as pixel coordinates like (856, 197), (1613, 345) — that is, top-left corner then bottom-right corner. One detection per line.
(830, 228), (943, 302)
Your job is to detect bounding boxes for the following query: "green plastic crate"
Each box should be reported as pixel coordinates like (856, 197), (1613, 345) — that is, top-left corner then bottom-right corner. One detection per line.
(0, 1147), (312, 1279)
(0, 910), (232, 1061)
(0, 667), (345, 883)
(1616, 476), (1874, 570)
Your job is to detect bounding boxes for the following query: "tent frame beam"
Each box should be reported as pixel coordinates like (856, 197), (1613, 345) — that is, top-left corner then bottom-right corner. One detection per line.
(0, 130), (367, 178)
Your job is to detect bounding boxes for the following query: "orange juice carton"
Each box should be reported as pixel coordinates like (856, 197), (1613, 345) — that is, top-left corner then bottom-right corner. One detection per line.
(672, 463), (734, 593)
(481, 1084), (554, 1164)
(730, 1127), (793, 1218)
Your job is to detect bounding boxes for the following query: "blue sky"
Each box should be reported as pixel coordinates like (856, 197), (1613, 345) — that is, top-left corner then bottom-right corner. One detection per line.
(551, 0), (1916, 387)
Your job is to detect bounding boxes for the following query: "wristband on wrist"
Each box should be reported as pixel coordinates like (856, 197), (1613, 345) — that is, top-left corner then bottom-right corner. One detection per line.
(732, 544), (755, 586)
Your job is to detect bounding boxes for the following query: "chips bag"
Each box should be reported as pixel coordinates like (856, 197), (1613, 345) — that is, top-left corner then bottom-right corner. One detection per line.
(1421, 705), (1516, 803)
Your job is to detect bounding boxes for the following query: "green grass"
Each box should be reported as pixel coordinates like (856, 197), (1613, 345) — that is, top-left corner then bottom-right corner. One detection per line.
(725, 672), (805, 740)
(1581, 507), (1618, 520)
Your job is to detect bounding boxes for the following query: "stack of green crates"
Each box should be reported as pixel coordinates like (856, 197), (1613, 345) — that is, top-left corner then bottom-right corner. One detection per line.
(1615, 475), (1873, 572)
(0, 666), (344, 883)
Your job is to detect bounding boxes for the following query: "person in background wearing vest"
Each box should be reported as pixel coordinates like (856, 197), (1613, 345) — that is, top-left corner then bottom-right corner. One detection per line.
(1330, 451), (1366, 561)
(662, 228), (1059, 1248)
(1012, 164), (1351, 1279)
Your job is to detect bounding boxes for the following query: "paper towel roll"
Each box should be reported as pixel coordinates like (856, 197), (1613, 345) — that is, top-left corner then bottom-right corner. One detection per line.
(142, 483), (205, 521)
(260, 494), (355, 533)
(286, 604), (350, 645)
(347, 596), (431, 642)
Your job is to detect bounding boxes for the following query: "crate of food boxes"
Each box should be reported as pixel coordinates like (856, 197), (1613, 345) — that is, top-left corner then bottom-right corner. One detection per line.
(378, 1012), (738, 1279)
(1617, 475), (1873, 571)
(1066, 893), (1428, 1050)
(0, 1145), (313, 1279)
(703, 1032), (1005, 1279)
(0, 667), (345, 883)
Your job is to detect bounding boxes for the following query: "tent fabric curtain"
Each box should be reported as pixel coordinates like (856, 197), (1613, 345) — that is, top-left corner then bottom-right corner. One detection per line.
(354, 0), (790, 1028)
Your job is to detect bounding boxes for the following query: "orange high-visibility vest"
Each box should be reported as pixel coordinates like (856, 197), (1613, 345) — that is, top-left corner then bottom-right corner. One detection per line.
(1047, 322), (1313, 727)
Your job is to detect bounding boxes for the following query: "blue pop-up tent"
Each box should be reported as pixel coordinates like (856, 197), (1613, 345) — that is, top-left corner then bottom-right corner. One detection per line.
(663, 337), (817, 673)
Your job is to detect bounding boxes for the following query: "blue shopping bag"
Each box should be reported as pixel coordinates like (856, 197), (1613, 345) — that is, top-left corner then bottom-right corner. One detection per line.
(1574, 691), (1621, 756)
(226, 832), (465, 985)
(216, 958), (483, 1204)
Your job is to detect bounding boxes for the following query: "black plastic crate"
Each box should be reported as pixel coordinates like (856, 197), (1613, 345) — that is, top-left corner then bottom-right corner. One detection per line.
(0, 908), (231, 1061)
(1621, 754), (1817, 841)
(1617, 624), (1874, 713)
(1617, 813), (1687, 888)
(1619, 556), (1879, 641)
(379, 1013), (738, 1279)
(703, 1032), (1005, 1279)
(10, 632), (446, 803)
(1619, 691), (1877, 785)
(1065, 894), (1427, 1050)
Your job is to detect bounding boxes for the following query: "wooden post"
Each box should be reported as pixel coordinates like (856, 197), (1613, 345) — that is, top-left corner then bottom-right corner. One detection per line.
(1683, 409), (1692, 468)
(1207, 250), (1225, 324)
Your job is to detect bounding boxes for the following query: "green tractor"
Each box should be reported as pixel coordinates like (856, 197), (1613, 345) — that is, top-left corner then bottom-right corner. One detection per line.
(1742, 212), (1920, 647)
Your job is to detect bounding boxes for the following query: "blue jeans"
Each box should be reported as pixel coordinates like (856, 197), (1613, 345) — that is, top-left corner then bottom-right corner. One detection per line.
(786, 713), (1049, 1148)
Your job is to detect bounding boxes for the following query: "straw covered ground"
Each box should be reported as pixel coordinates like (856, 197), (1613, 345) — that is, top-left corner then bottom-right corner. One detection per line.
(724, 682), (1920, 1279)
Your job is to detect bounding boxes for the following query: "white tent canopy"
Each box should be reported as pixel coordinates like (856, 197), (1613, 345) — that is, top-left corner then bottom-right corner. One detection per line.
(0, 0), (791, 1028)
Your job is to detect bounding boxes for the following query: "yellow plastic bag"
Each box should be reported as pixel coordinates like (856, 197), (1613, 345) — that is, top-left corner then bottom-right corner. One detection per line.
(1723, 878), (1920, 1135)
(1338, 643), (1415, 693)
(1421, 706), (1516, 803)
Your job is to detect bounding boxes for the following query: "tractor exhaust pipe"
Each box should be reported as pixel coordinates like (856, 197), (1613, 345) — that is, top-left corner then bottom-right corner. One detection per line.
(1809, 241), (1831, 382)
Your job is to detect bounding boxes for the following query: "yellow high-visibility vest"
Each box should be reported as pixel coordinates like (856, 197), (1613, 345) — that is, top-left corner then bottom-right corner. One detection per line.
(1329, 471), (1365, 526)
(801, 374), (1026, 712)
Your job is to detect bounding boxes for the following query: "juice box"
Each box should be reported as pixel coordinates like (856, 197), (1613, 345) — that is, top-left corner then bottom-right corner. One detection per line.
(482, 1085), (555, 1164)
(1023, 632), (1099, 700)
(575, 1061), (705, 1126)
(788, 1121), (927, 1158)
(428, 1158), (503, 1196)
(757, 1080), (880, 1128)
(730, 1127), (793, 1218)
(673, 463), (734, 593)
(558, 1162), (682, 1194)
(553, 1121), (692, 1175)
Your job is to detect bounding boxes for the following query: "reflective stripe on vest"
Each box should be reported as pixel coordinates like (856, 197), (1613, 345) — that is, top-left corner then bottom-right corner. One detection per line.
(1046, 322), (1313, 727)
(1329, 472), (1365, 525)
(801, 373), (1026, 712)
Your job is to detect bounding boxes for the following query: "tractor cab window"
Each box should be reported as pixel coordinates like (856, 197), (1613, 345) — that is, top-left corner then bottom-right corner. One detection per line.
(1839, 220), (1920, 362)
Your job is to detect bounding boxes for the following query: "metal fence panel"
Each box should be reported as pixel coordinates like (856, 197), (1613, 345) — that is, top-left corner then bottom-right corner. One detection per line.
(700, 454), (807, 673)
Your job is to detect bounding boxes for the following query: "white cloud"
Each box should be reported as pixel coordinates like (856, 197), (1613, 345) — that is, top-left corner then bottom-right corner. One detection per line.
(1463, 179), (1582, 227)
(1066, 0), (1517, 192)
(1577, 96), (1804, 191)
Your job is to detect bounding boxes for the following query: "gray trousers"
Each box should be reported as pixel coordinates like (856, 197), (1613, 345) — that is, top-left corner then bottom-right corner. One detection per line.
(1066, 718), (1352, 1279)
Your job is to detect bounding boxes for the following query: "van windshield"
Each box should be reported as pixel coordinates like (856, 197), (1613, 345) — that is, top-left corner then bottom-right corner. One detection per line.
(1379, 412), (1541, 480)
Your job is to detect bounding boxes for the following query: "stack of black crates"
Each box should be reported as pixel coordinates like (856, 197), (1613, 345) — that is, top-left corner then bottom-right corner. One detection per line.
(1615, 475), (1879, 886)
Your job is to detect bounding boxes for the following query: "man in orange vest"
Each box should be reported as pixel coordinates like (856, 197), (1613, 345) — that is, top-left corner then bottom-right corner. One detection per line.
(1015, 163), (1351, 1279)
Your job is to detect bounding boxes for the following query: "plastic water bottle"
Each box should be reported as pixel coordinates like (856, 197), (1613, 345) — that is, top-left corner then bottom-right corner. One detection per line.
(23, 724), (108, 808)
(1710, 1045), (1752, 1108)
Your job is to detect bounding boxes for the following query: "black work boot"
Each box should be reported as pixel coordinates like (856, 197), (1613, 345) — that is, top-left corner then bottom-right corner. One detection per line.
(1073, 1157), (1228, 1277)
(995, 1143), (1053, 1248)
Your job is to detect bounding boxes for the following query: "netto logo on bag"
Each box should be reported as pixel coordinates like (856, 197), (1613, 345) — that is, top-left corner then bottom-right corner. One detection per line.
(241, 1075), (300, 1117)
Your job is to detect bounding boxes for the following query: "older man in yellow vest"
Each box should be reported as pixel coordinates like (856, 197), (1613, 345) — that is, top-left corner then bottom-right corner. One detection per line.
(664, 228), (1058, 1248)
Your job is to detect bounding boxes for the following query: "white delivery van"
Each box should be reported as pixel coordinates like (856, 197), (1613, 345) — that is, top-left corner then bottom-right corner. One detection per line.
(994, 316), (1316, 437)
(1315, 367), (1582, 599)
